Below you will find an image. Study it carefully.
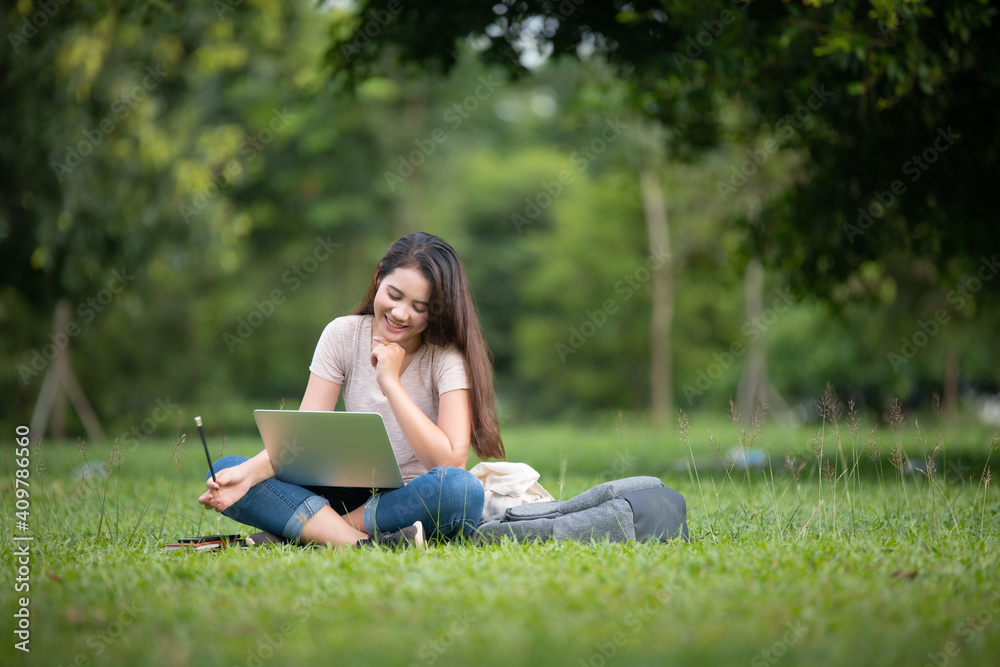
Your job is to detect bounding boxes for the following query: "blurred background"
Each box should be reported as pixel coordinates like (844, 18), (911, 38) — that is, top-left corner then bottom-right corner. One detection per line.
(2, 0), (998, 446)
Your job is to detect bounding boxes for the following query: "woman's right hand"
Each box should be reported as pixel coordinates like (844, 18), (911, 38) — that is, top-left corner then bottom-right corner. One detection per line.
(198, 463), (254, 513)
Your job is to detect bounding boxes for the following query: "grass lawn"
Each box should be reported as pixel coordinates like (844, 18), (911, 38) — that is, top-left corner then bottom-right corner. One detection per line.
(2, 409), (998, 667)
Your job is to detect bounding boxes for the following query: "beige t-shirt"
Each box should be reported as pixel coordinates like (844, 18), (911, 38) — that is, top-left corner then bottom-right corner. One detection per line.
(308, 314), (468, 482)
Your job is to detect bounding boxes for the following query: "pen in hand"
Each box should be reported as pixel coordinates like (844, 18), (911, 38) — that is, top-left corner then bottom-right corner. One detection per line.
(195, 416), (217, 483)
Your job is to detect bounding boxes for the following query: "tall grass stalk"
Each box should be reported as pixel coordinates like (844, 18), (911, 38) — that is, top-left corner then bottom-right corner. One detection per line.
(678, 409), (714, 540)
(111, 444), (124, 542)
(128, 434), (186, 542)
(709, 430), (741, 538)
(30, 439), (57, 531)
(843, 399), (865, 540)
(1, 451), (13, 535)
(742, 401), (769, 529)
(887, 398), (909, 516)
(729, 400), (757, 524)
(815, 383), (840, 533)
(977, 431), (998, 534)
(866, 425), (889, 519)
(95, 465), (110, 541)
(157, 440), (188, 541)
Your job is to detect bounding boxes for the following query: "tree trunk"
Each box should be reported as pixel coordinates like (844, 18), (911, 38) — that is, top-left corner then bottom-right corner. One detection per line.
(30, 299), (106, 443)
(943, 340), (959, 421)
(637, 123), (673, 429)
(738, 258), (768, 420)
(398, 97), (426, 235)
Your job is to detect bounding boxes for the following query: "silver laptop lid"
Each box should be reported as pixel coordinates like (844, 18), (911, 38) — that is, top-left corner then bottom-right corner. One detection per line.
(254, 410), (404, 489)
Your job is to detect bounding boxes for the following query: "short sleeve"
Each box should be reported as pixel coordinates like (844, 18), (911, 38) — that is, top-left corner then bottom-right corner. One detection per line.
(435, 345), (468, 395)
(308, 317), (353, 384)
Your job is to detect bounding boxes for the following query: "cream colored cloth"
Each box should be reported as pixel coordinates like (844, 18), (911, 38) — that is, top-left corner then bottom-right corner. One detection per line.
(470, 462), (554, 522)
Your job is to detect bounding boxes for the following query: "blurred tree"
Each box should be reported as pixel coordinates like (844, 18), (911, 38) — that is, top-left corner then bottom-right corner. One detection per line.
(5, 0), (996, 439)
(328, 0), (999, 292)
(327, 0), (1000, 415)
(0, 0), (402, 434)
(636, 118), (673, 428)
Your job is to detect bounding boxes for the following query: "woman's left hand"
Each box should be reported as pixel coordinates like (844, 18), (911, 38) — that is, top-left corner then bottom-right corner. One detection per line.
(370, 335), (404, 392)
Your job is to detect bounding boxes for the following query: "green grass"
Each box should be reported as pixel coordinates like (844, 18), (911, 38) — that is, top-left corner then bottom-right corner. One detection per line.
(2, 409), (998, 667)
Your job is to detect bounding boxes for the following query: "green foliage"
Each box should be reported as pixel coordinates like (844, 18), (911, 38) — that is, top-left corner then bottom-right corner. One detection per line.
(333, 0), (1000, 324)
(3, 0), (1000, 433)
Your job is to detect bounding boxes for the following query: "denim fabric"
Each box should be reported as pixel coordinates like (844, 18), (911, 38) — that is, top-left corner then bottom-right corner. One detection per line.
(208, 456), (484, 542)
(363, 466), (484, 539)
(208, 455), (332, 541)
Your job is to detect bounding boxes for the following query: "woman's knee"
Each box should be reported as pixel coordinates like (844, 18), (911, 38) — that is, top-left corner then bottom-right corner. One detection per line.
(207, 455), (248, 481)
(430, 466), (485, 520)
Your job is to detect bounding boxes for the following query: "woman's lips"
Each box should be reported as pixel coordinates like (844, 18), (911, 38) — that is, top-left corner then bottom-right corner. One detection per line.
(385, 315), (406, 332)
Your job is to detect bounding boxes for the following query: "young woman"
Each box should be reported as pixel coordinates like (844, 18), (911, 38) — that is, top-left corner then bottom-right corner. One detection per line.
(198, 232), (504, 547)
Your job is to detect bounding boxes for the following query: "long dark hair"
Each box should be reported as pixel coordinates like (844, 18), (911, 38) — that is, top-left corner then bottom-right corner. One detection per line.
(355, 232), (504, 460)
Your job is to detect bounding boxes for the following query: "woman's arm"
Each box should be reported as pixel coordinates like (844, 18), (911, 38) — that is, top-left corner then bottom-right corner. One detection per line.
(198, 447), (275, 512)
(234, 374), (341, 484)
(299, 372), (343, 411)
(371, 340), (471, 468)
(385, 384), (471, 469)
(199, 372), (342, 512)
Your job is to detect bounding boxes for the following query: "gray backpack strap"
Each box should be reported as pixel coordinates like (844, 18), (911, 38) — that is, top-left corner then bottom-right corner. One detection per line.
(501, 500), (563, 521)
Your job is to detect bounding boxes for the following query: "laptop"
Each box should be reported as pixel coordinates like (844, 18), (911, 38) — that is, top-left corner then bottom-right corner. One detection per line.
(253, 410), (405, 490)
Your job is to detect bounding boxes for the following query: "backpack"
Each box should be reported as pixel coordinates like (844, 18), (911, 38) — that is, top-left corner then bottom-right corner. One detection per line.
(474, 476), (688, 544)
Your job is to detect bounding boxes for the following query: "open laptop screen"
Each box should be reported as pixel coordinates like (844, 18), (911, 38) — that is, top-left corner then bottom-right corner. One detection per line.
(254, 410), (405, 490)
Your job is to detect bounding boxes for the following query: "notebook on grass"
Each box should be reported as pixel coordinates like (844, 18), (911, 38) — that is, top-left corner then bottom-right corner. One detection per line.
(253, 410), (405, 490)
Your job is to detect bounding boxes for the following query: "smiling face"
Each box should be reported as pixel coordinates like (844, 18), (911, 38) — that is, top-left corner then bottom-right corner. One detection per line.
(371, 266), (431, 352)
